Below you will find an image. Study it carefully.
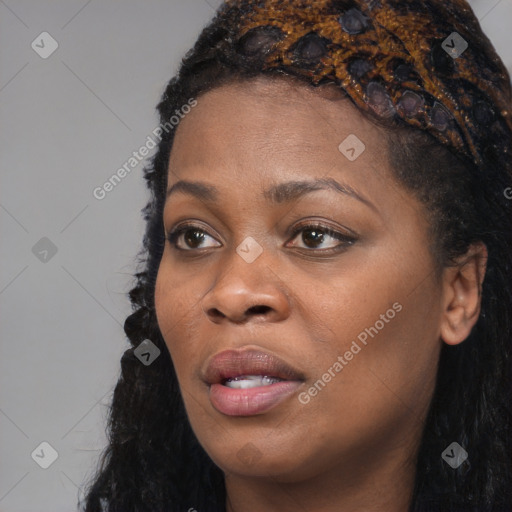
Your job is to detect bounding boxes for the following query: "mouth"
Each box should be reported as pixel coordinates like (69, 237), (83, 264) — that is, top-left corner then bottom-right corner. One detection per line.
(203, 348), (305, 416)
(222, 375), (287, 389)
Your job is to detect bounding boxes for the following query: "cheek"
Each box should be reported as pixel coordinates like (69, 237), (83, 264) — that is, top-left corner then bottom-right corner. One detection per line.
(154, 252), (220, 392)
(304, 281), (441, 438)
(155, 260), (179, 347)
(154, 255), (199, 373)
(300, 251), (402, 351)
(302, 250), (442, 416)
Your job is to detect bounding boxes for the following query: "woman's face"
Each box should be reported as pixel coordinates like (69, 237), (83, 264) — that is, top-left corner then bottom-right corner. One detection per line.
(154, 77), (446, 483)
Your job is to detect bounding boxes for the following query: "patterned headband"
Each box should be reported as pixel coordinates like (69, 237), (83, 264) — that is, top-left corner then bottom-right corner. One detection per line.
(214, 0), (512, 169)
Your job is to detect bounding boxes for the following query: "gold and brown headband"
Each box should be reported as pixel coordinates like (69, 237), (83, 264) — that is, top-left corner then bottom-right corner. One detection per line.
(215, 0), (512, 169)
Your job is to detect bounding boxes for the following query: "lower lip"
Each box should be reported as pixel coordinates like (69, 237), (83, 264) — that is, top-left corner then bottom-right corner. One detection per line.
(209, 381), (303, 416)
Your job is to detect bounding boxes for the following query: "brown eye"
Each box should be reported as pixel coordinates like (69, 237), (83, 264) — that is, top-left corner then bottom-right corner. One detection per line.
(167, 225), (221, 251)
(183, 229), (205, 248)
(287, 223), (357, 253)
(301, 227), (328, 248)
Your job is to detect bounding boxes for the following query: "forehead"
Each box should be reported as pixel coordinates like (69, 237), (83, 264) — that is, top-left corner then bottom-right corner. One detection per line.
(164, 77), (404, 223)
(168, 76), (388, 171)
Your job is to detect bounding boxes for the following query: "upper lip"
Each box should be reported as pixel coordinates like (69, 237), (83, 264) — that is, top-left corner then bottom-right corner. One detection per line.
(203, 348), (305, 385)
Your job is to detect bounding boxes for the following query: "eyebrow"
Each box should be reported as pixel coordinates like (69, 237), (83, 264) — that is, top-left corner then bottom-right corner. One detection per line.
(165, 177), (376, 211)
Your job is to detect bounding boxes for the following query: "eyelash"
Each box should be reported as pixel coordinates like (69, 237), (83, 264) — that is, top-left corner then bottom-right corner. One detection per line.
(166, 221), (357, 255)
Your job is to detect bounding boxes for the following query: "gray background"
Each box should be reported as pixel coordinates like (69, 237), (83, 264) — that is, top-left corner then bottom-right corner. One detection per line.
(1, 1), (511, 510)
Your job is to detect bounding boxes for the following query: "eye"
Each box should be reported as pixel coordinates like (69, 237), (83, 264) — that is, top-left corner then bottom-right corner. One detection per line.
(167, 223), (221, 251)
(167, 221), (357, 254)
(286, 222), (357, 253)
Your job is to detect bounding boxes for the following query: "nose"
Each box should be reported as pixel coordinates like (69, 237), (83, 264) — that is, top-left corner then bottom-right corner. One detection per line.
(200, 256), (291, 325)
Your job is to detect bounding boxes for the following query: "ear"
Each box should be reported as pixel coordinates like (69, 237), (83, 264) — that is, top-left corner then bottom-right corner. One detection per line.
(439, 241), (488, 346)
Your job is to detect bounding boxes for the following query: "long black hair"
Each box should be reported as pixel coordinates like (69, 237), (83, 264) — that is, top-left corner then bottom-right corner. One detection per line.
(82, 2), (512, 511)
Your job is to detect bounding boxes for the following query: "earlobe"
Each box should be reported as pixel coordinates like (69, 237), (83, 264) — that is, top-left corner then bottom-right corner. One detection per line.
(439, 242), (488, 346)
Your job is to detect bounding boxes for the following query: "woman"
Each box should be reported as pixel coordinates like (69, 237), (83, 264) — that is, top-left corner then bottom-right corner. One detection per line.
(82, 0), (512, 510)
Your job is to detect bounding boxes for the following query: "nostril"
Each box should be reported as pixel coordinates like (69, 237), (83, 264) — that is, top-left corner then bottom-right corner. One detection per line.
(247, 305), (272, 315)
(206, 307), (225, 319)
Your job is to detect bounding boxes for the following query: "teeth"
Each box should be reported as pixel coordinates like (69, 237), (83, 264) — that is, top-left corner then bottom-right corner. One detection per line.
(224, 375), (284, 389)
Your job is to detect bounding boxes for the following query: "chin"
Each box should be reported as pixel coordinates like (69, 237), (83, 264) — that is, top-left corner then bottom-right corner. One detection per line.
(202, 433), (319, 482)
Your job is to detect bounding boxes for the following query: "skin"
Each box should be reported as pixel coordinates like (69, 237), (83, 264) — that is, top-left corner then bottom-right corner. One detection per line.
(154, 76), (487, 512)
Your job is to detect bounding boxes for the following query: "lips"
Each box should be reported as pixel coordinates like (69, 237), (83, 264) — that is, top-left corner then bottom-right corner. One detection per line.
(203, 348), (305, 416)
(203, 348), (305, 385)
